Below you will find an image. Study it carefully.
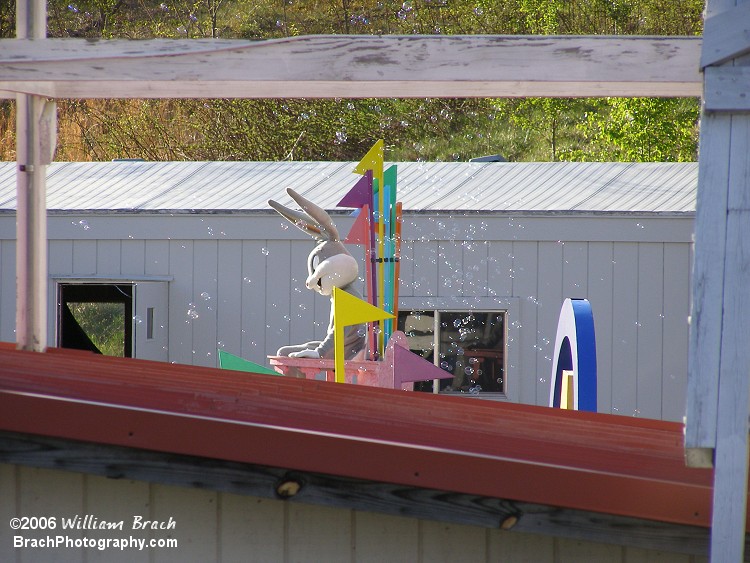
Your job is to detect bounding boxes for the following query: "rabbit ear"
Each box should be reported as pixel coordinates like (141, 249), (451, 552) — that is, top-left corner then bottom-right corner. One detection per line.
(286, 188), (341, 242)
(268, 198), (326, 240)
(268, 188), (340, 242)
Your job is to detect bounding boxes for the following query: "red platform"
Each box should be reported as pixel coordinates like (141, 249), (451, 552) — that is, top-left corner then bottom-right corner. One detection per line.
(0, 342), (725, 530)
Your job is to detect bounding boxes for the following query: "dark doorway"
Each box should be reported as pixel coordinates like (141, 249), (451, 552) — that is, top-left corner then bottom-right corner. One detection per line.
(58, 283), (133, 357)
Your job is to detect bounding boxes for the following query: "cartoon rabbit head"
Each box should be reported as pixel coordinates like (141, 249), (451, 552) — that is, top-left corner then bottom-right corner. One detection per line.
(268, 188), (359, 296)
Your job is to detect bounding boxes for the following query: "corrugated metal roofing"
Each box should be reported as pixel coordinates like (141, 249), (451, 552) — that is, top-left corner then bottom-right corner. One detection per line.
(0, 161), (697, 213)
(0, 343), (717, 530)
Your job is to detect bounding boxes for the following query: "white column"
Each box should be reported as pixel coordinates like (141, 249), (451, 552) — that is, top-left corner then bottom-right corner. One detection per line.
(685, 0), (750, 560)
(15, 0), (55, 351)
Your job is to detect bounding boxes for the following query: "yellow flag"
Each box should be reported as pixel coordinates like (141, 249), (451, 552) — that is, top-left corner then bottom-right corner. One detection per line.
(332, 287), (394, 383)
(353, 139), (384, 188)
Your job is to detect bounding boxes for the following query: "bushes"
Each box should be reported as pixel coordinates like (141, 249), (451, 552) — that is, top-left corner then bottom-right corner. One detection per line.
(0, 0), (704, 162)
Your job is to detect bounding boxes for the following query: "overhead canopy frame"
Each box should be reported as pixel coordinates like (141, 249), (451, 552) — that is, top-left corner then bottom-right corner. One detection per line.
(6, 1), (750, 558)
(0, 35), (702, 100)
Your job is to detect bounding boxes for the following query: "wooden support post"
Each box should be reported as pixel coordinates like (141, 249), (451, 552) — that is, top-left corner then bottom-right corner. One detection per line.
(685, 0), (750, 560)
(15, 0), (54, 352)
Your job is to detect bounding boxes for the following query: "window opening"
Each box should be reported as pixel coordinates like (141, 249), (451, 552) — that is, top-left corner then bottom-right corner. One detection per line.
(146, 307), (155, 340)
(398, 310), (505, 395)
(58, 283), (133, 357)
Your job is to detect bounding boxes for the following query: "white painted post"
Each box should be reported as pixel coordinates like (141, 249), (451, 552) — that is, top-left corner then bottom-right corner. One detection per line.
(686, 0), (750, 560)
(15, 0), (54, 351)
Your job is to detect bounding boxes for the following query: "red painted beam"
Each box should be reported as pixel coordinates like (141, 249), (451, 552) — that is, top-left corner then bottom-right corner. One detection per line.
(0, 344), (720, 529)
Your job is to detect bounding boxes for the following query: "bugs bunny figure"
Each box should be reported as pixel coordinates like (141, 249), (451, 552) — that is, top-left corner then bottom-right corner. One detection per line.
(268, 188), (366, 360)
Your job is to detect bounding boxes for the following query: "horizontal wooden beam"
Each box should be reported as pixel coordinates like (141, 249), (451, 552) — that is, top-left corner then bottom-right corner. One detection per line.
(0, 35), (702, 100)
(0, 430), (723, 558)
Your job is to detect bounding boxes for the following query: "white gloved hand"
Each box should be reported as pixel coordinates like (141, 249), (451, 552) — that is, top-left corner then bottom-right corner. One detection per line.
(289, 349), (320, 359)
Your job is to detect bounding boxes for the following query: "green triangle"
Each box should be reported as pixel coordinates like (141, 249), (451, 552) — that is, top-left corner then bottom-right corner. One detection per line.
(218, 350), (279, 375)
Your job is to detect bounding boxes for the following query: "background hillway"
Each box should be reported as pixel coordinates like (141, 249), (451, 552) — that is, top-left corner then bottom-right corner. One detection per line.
(0, 0), (702, 163)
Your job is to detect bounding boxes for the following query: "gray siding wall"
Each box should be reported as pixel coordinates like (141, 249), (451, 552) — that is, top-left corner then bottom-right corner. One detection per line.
(0, 463), (707, 563)
(0, 211), (693, 421)
(399, 214), (693, 421)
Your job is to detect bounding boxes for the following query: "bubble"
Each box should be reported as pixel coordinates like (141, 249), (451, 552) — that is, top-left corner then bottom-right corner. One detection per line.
(261, 247), (270, 256)
(200, 291), (211, 301)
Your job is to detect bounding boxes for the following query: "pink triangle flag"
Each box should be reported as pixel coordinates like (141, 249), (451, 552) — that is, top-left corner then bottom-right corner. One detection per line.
(344, 204), (370, 245)
(393, 345), (449, 389)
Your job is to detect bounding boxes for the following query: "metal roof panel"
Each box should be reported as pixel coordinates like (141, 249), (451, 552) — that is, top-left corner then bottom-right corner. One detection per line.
(0, 161), (697, 213)
(0, 344), (718, 530)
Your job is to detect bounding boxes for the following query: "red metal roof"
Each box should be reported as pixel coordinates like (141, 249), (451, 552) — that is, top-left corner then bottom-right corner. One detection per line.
(0, 343), (724, 529)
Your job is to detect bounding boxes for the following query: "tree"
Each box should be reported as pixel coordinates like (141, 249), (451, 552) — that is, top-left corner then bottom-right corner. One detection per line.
(567, 98), (700, 162)
(0, 0), (705, 163)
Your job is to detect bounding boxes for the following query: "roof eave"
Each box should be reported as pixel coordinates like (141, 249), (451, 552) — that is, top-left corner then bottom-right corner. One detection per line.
(0, 344), (717, 533)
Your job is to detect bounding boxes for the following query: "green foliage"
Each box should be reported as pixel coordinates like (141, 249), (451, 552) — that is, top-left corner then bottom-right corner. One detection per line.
(520, 0), (563, 34)
(495, 98), (591, 161)
(568, 98), (700, 162)
(69, 302), (126, 357)
(39, 0), (703, 39)
(0, 0), (705, 163)
(490, 97), (700, 162)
